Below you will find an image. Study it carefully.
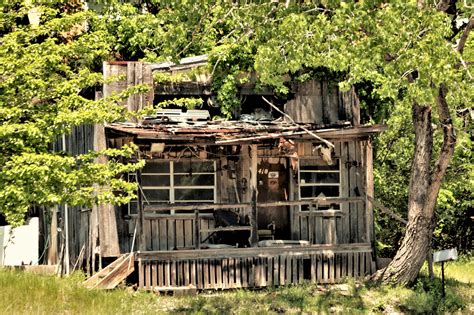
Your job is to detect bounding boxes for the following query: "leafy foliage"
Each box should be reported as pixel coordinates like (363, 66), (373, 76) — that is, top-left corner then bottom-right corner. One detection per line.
(97, 2), (472, 118)
(374, 107), (473, 256)
(1, 0), (472, 266)
(0, 1), (142, 226)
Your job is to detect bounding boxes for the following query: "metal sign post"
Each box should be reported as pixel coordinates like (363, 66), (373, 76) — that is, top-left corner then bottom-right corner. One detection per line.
(441, 261), (445, 298)
(433, 248), (458, 299)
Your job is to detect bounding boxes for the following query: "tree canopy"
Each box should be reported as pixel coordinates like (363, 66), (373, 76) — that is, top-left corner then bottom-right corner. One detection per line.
(95, 1), (472, 117)
(0, 0), (472, 284)
(0, 1), (142, 225)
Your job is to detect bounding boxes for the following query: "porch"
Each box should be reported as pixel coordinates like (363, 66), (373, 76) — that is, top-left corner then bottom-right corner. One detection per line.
(137, 244), (375, 290)
(104, 124), (380, 291)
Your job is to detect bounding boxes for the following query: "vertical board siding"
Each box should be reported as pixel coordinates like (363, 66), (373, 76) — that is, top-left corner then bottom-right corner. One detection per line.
(340, 141), (350, 244)
(295, 140), (368, 246)
(284, 80), (357, 125)
(348, 141), (358, 243)
(144, 217), (214, 250)
(57, 125), (95, 267)
(138, 249), (375, 290)
(356, 141), (366, 243)
(365, 141), (375, 245)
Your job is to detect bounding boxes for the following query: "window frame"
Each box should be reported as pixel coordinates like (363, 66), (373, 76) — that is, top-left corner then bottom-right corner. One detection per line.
(128, 159), (217, 215)
(298, 157), (341, 211)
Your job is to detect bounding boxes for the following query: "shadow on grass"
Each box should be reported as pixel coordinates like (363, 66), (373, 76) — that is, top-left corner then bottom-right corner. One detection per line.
(313, 284), (365, 313)
(171, 281), (367, 314)
(171, 290), (268, 314)
(170, 274), (472, 314)
(400, 275), (468, 313)
(365, 273), (470, 314)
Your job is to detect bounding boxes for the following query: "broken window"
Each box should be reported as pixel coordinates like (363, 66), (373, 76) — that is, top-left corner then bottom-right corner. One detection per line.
(128, 160), (216, 215)
(298, 158), (340, 211)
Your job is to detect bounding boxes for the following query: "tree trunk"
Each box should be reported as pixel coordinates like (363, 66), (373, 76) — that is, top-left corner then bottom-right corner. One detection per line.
(372, 104), (435, 284)
(372, 3), (465, 286)
(372, 86), (456, 285)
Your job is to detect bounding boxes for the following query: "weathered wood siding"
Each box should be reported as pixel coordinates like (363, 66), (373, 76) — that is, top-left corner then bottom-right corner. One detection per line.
(99, 62), (153, 257)
(137, 245), (375, 290)
(140, 216), (215, 251)
(290, 140), (373, 245)
(284, 80), (360, 126)
(51, 125), (95, 269)
(103, 61), (154, 115)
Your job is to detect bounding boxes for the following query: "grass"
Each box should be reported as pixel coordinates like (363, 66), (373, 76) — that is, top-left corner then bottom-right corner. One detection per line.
(1, 258), (472, 314)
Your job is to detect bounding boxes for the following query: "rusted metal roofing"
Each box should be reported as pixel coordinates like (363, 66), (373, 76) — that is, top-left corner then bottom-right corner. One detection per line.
(106, 120), (386, 144)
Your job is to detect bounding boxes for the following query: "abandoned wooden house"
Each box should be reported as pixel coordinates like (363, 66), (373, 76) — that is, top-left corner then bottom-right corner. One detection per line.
(44, 55), (386, 290)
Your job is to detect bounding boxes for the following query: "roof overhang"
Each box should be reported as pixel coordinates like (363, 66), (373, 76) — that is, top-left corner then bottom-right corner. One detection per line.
(106, 122), (387, 145)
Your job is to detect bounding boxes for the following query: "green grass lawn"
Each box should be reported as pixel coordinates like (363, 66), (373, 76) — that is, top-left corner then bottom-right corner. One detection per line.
(1, 258), (472, 314)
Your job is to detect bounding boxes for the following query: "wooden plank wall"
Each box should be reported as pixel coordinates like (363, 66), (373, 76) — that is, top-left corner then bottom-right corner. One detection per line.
(52, 61), (154, 266)
(217, 155), (239, 205)
(292, 140), (369, 245)
(284, 80), (359, 126)
(103, 61), (154, 116)
(141, 216), (215, 251)
(101, 61), (154, 256)
(138, 249), (374, 290)
(52, 125), (95, 269)
(67, 125), (95, 268)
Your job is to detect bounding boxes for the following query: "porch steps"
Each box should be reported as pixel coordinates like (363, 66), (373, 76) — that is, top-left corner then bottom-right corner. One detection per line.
(83, 253), (134, 289)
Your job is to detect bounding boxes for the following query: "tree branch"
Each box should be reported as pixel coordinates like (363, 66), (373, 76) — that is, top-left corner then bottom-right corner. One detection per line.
(459, 56), (473, 79)
(457, 14), (473, 55)
(436, 0), (451, 12)
(366, 195), (407, 225)
(261, 96), (335, 149)
(424, 84), (456, 213)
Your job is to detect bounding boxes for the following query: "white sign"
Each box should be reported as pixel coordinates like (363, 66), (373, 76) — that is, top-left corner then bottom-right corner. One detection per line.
(268, 171), (279, 179)
(433, 248), (458, 263)
(0, 217), (39, 266)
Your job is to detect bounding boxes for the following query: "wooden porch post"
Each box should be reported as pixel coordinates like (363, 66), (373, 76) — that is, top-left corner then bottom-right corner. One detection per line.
(365, 140), (374, 244)
(250, 144), (258, 245)
(194, 210), (200, 249)
(137, 168), (146, 251)
(47, 206), (58, 265)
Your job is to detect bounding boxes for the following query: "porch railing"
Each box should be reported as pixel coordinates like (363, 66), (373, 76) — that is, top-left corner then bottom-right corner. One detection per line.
(137, 243), (375, 291)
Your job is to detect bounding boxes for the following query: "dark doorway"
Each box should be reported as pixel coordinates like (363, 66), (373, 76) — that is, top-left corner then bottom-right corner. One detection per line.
(257, 158), (291, 240)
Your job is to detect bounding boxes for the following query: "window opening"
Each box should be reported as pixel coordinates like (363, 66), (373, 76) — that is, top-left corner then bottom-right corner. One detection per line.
(298, 158), (341, 211)
(128, 160), (216, 215)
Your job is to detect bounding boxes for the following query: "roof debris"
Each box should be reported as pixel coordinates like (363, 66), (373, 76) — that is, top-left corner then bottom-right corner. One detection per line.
(106, 119), (386, 144)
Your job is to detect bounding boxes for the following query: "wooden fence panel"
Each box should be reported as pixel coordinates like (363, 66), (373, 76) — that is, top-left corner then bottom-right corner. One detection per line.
(137, 246), (374, 291)
(143, 216), (214, 251)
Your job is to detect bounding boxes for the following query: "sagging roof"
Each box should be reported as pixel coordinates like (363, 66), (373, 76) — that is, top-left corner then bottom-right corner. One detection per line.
(106, 120), (386, 145)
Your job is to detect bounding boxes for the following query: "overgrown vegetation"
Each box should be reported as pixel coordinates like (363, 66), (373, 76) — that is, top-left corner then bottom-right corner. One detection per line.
(1, 259), (472, 314)
(1, 0), (472, 285)
(0, 1), (143, 226)
(373, 104), (473, 257)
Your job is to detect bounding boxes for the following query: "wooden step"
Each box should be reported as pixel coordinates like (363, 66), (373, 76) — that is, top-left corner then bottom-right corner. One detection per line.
(83, 253), (135, 289)
(83, 254), (128, 287)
